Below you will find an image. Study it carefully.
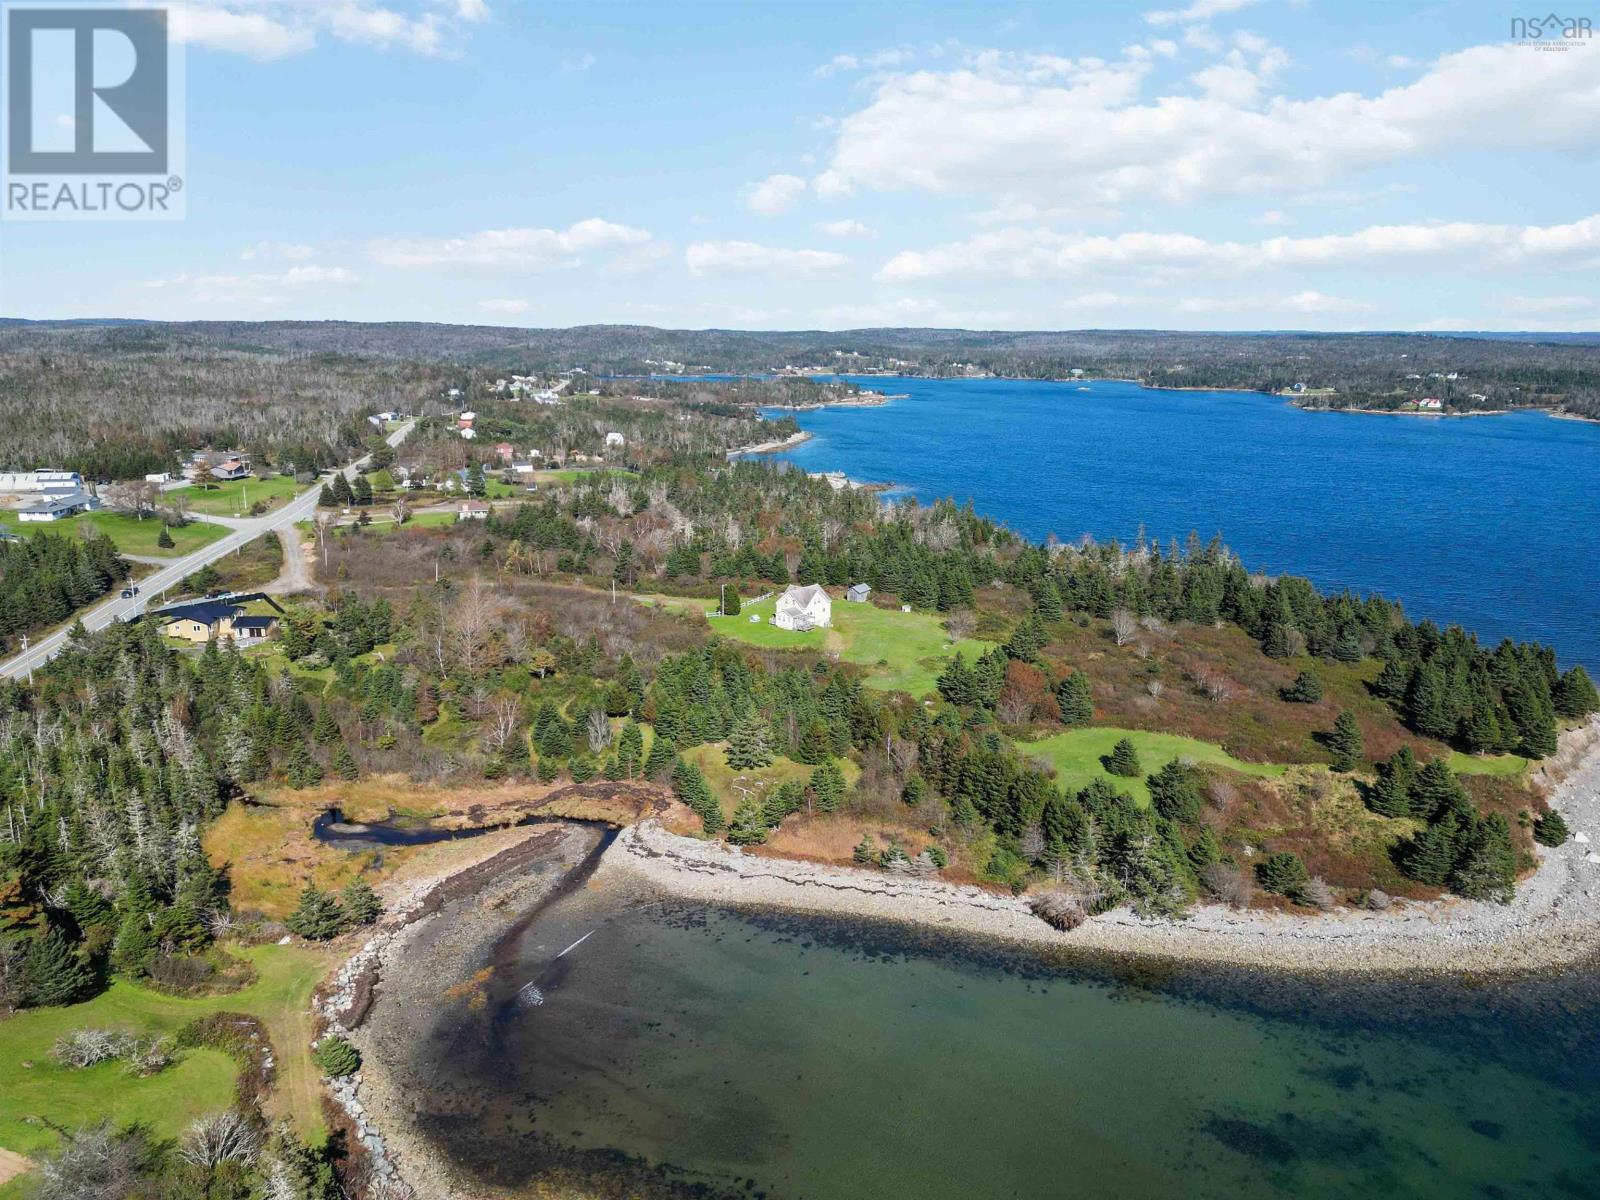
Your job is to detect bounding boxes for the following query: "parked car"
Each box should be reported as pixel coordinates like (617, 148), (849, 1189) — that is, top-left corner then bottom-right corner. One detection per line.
(119, 585), (140, 599)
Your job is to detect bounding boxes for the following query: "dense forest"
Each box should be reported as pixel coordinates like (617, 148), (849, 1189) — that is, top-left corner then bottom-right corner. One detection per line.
(3, 323), (1596, 460)
(0, 532), (129, 650)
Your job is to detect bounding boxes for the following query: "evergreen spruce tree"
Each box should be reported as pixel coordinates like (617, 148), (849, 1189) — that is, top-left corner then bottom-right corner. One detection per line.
(809, 761), (847, 811)
(318, 483), (337, 507)
(644, 735), (677, 779)
(340, 878), (382, 925)
(1554, 666), (1600, 719)
(1146, 760), (1202, 824)
(112, 912), (156, 977)
(725, 714), (774, 770)
(20, 932), (94, 1007)
(157, 525), (176, 550)
(333, 744), (360, 781)
(721, 587), (741, 617)
(727, 799), (769, 846)
(1534, 809), (1570, 847)
(1106, 738), (1142, 778)
(1368, 747), (1417, 818)
(1402, 811), (1464, 886)
(312, 704), (339, 744)
(1282, 670), (1323, 703)
(1410, 759), (1467, 822)
(1450, 813), (1516, 903)
(1056, 671), (1094, 725)
(285, 742), (324, 788)
(286, 886), (346, 941)
(1255, 852), (1309, 896)
(1327, 711), (1363, 772)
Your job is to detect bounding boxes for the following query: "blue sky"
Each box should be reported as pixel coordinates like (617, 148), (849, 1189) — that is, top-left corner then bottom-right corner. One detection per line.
(3, 0), (1598, 330)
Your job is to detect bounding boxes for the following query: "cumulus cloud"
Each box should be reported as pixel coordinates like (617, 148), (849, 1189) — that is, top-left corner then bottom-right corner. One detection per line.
(369, 218), (651, 270)
(478, 298), (530, 315)
(1176, 290), (1373, 315)
(685, 241), (851, 277)
(1144, 0), (1257, 27)
(743, 174), (808, 217)
(814, 219), (875, 238)
(877, 215), (1600, 282)
(170, 2), (487, 59)
(817, 40), (1600, 210)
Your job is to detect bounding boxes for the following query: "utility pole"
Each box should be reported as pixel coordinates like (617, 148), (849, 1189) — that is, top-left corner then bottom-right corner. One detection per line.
(720, 582), (726, 616)
(20, 634), (31, 684)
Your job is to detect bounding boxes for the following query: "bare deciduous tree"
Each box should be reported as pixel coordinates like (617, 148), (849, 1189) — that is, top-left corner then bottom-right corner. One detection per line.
(586, 709), (613, 755)
(1200, 863), (1254, 909)
(178, 1111), (261, 1170)
(1111, 608), (1137, 647)
(946, 610), (977, 641)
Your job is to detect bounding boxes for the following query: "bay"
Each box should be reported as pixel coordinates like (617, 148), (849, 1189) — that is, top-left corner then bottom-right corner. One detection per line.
(760, 377), (1600, 671)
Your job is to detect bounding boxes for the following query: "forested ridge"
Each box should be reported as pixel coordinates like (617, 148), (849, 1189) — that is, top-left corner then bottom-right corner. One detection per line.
(4, 323), (1597, 465)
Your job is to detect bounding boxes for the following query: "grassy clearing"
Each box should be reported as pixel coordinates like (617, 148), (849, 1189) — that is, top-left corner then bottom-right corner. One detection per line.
(0, 944), (334, 1161)
(1447, 750), (1529, 777)
(1018, 726), (1288, 806)
(680, 593), (996, 698)
(529, 468), (638, 487)
(170, 475), (300, 516)
(0, 511), (228, 558)
(684, 742), (860, 822)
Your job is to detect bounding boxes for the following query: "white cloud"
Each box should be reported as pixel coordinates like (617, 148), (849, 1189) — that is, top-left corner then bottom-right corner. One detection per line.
(1144, 0), (1257, 27)
(169, 2), (489, 59)
(561, 51), (596, 73)
(1497, 295), (1598, 314)
(478, 298), (529, 315)
(369, 218), (652, 270)
(1252, 209), (1293, 227)
(1176, 290), (1373, 314)
(685, 241), (851, 277)
(817, 40), (1600, 210)
(877, 215), (1600, 282)
(814, 218), (875, 238)
(743, 174), (808, 217)
(170, 6), (315, 59)
(145, 265), (357, 308)
(241, 241), (315, 261)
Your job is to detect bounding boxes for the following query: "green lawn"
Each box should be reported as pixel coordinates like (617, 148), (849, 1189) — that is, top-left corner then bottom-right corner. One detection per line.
(529, 468), (638, 487)
(1447, 750), (1529, 777)
(0, 944), (332, 1163)
(0, 511), (228, 558)
(689, 594), (997, 698)
(170, 475), (301, 517)
(1018, 727), (1289, 806)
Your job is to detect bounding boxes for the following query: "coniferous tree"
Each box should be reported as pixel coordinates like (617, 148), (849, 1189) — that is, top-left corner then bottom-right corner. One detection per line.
(1282, 670), (1323, 703)
(340, 878), (382, 925)
(1402, 811), (1464, 886)
(1450, 813), (1517, 903)
(1147, 760), (1202, 824)
(1256, 852), (1309, 896)
(1534, 809), (1570, 847)
(1056, 671), (1094, 725)
(1106, 738), (1142, 778)
(1327, 711), (1363, 772)
(18, 932), (94, 1007)
(286, 886), (345, 941)
(333, 744), (360, 781)
(157, 525), (176, 549)
(1554, 666), (1600, 719)
(1368, 747), (1417, 818)
(725, 714), (774, 770)
(809, 761), (846, 811)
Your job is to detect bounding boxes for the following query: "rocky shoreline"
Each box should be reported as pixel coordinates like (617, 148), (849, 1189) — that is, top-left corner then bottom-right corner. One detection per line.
(723, 429), (812, 458)
(602, 716), (1600, 977)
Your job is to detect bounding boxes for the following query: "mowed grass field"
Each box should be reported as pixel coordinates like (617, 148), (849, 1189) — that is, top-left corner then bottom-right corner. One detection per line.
(0, 510), (228, 558)
(0, 943), (335, 1165)
(170, 475), (301, 516)
(1019, 727), (1289, 807)
(688, 593), (997, 698)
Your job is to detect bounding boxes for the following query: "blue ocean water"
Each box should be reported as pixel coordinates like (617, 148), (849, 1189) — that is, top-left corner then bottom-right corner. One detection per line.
(762, 377), (1600, 671)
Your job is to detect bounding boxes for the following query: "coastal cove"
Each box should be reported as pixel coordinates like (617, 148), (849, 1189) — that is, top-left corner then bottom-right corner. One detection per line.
(759, 376), (1600, 672)
(341, 817), (1600, 1200)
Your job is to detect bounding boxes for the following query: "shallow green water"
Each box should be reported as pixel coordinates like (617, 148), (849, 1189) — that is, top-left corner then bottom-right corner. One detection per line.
(418, 898), (1600, 1199)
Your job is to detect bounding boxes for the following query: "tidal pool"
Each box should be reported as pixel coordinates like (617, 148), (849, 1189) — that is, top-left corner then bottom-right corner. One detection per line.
(414, 891), (1600, 1199)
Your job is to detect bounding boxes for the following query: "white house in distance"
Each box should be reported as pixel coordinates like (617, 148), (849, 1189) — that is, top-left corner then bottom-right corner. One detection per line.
(605, 431), (626, 448)
(18, 491), (100, 522)
(773, 584), (831, 632)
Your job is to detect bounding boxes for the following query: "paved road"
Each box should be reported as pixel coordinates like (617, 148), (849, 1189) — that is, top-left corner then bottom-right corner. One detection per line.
(0, 420), (414, 682)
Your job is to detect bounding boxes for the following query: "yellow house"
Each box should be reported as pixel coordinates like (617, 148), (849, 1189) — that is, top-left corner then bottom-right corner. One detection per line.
(159, 599), (278, 644)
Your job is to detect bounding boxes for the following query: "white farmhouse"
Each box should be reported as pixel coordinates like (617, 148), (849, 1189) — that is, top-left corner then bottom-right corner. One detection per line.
(773, 584), (831, 632)
(605, 431), (626, 448)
